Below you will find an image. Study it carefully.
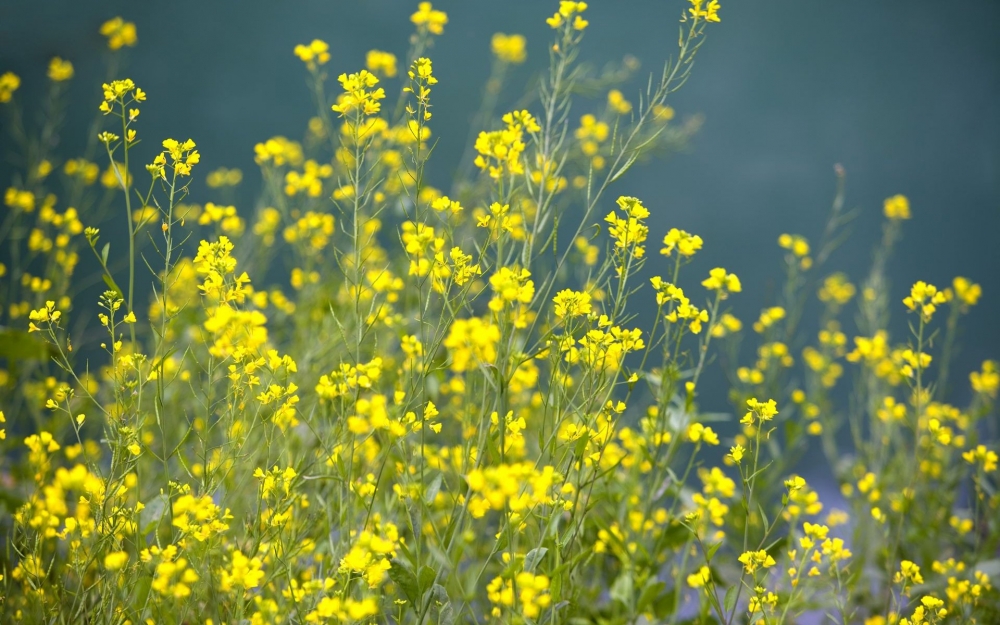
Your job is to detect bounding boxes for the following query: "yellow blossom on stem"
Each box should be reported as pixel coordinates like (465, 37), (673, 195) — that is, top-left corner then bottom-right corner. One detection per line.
(365, 50), (397, 77)
(702, 267), (741, 297)
(903, 281), (947, 322)
(738, 550), (776, 574)
(0, 71), (20, 103)
(411, 2), (448, 35)
(100, 17), (137, 50)
(883, 193), (911, 220)
(47, 57), (74, 82)
(294, 39), (330, 69)
(491, 33), (527, 64)
(331, 70), (385, 116)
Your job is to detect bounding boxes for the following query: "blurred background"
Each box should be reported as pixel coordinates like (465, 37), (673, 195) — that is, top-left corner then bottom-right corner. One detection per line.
(2, 0), (998, 424)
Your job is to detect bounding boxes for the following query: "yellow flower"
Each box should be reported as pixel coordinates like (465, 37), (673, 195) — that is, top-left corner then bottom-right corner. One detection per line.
(946, 276), (981, 308)
(741, 398), (778, 426)
(607, 89), (632, 115)
(220, 550), (265, 592)
(883, 194), (911, 220)
(962, 445), (998, 472)
(729, 444), (745, 463)
(902, 280), (947, 322)
(552, 289), (592, 319)
(701, 267), (741, 297)
(661, 228), (703, 257)
(970, 360), (999, 398)
(0, 71), (20, 103)
(104, 551), (129, 571)
(687, 565), (711, 588)
(331, 70), (385, 116)
(818, 273), (856, 306)
(687, 423), (719, 445)
(491, 33), (527, 64)
(411, 2), (448, 35)
(365, 50), (398, 77)
(738, 550), (776, 574)
(100, 17), (137, 50)
(294, 39), (331, 69)
(689, 0), (721, 23)
(47, 57), (74, 82)
(489, 266), (535, 312)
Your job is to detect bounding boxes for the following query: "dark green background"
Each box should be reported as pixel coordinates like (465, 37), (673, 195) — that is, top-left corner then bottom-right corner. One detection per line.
(2, 0), (998, 412)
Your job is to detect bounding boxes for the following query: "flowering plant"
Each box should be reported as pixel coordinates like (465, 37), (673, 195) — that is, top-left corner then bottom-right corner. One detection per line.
(0, 3), (997, 624)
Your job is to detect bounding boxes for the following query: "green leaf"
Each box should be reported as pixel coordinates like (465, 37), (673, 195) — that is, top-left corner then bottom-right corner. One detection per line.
(652, 585), (677, 619)
(102, 273), (123, 298)
(636, 579), (666, 614)
(705, 540), (722, 562)
(0, 328), (52, 362)
(724, 585), (738, 613)
(139, 493), (169, 536)
(388, 558), (419, 605)
(418, 564), (436, 595)
(610, 570), (634, 610)
(101, 242), (110, 265)
(523, 547), (547, 573)
(424, 473), (442, 505)
(438, 601), (455, 625)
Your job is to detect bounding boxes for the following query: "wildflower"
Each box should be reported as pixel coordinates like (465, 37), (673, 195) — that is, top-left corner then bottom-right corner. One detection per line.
(753, 306), (786, 333)
(738, 550), (776, 574)
(748, 589), (778, 614)
(411, 2), (448, 35)
(607, 89), (632, 115)
(552, 289), (592, 319)
(784, 475), (806, 492)
(741, 398), (778, 426)
(0, 71), (20, 103)
(944, 276), (981, 308)
(818, 273), (856, 307)
(546, 1), (589, 30)
(903, 281), (947, 322)
(365, 49), (397, 77)
(729, 444), (745, 463)
(689, 0), (721, 23)
(100, 17), (137, 50)
(331, 70), (385, 116)
(104, 551), (129, 571)
(701, 267), (741, 297)
(99, 78), (145, 115)
(686, 423), (719, 445)
(28, 300), (62, 332)
(661, 228), (703, 257)
(962, 445), (998, 472)
(294, 39), (330, 69)
(47, 57), (74, 82)
(605, 196), (650, 259)
(894, 560), (924, 586)
(491, 33), (527, 64)
(474, 111), (539, 180)
(970, 360), (999, 397)
(220, 550), (265, 592)
(687, 565), (711, 588)
(444, 317), (499, 372)
(489, 266), (534, 312)
(710, 313), (742, 338)
(883, 194), (911, 220)
(206, 167), (243, 188)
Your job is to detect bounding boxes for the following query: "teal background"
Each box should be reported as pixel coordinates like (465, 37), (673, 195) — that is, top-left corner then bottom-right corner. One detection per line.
(2, 0), (999, 415)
